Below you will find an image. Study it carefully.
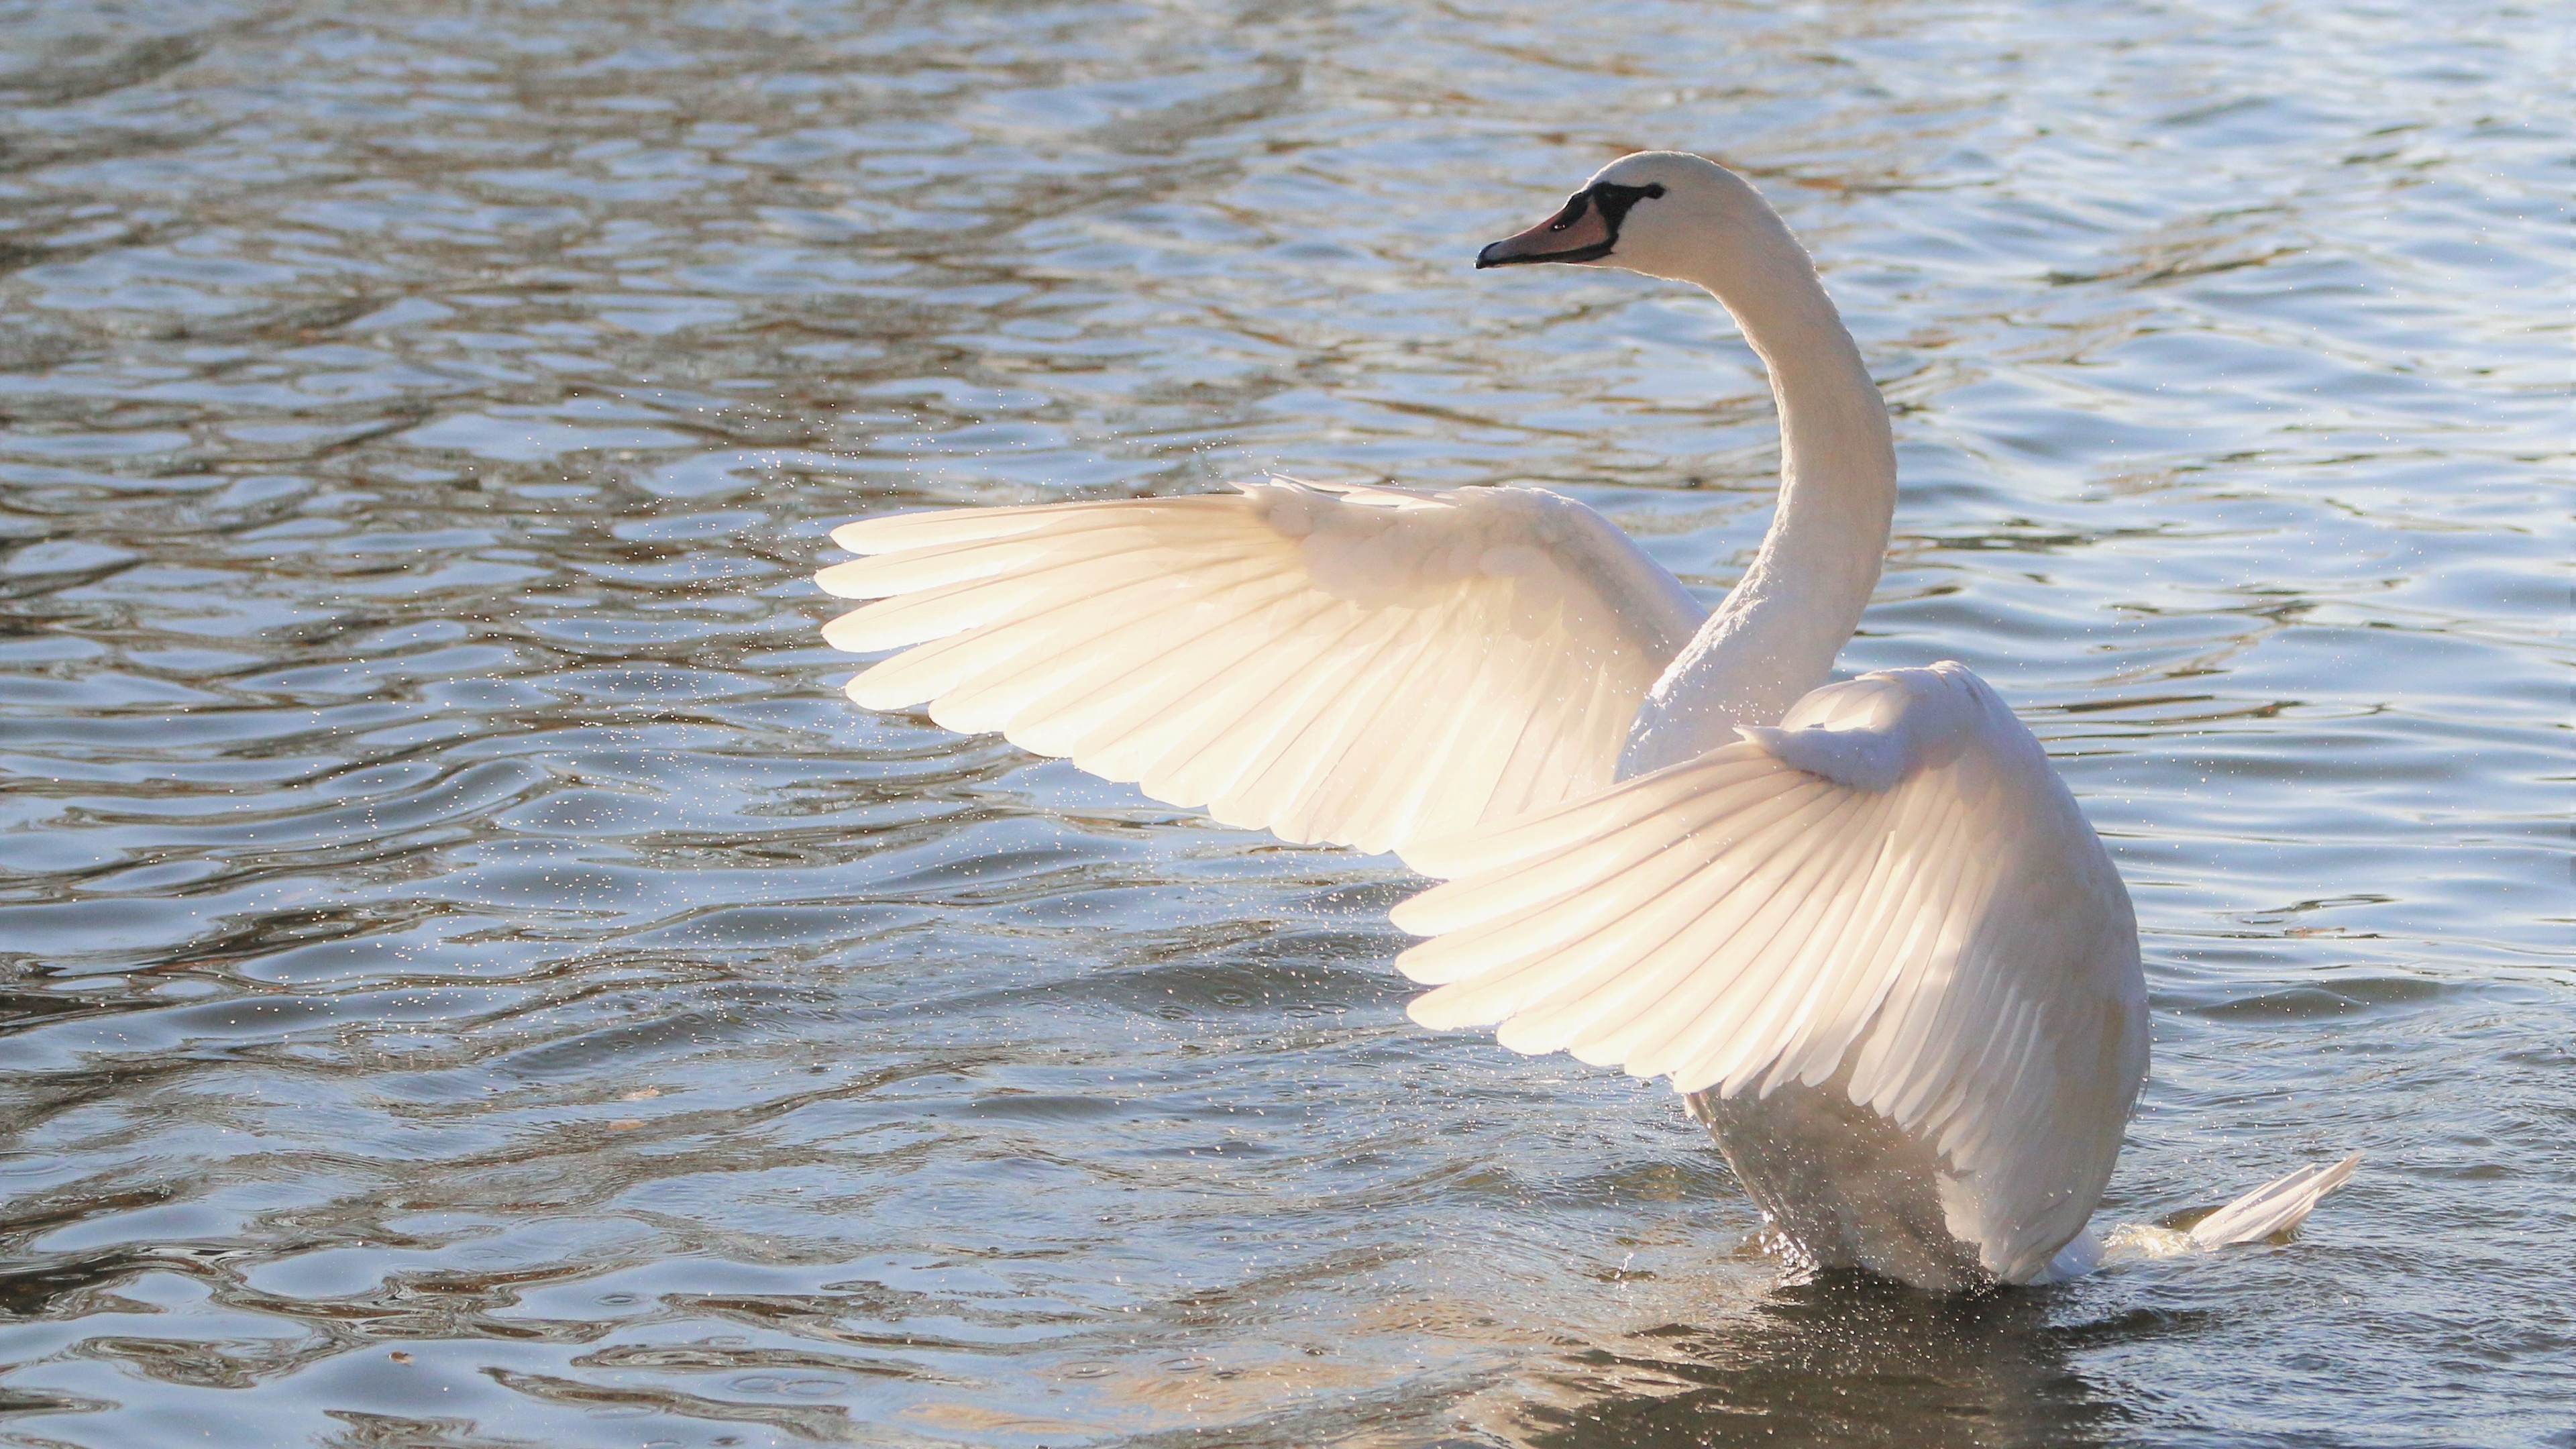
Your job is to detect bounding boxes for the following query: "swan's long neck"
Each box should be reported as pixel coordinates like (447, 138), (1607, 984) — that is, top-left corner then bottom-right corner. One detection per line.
(1618, 205), (1896, 779)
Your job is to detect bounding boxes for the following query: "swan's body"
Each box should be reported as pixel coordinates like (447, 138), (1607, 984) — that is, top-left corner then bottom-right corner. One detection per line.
(814, 152), (2351, 1290)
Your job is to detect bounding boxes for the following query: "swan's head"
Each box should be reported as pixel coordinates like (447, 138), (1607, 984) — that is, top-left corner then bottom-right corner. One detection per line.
(1477, 152), (1758, 284)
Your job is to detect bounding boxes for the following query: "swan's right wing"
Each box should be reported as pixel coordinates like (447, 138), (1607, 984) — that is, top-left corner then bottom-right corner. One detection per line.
(818, 480), (1703, 861)
(1395, 662), (2148, 1281)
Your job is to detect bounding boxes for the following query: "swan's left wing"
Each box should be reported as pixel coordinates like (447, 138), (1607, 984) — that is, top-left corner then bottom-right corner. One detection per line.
(816, 480), (1701, 861)
(1394, 662), (2147, 1281)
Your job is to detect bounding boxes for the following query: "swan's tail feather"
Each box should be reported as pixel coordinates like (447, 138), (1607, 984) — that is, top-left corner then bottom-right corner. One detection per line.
(2187, 1152), (2362, 1247)
(2094, 1154), (2361, 1269)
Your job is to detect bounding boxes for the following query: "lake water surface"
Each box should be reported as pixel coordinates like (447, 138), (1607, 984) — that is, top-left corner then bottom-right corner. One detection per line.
(0, 1), (2567, 1446)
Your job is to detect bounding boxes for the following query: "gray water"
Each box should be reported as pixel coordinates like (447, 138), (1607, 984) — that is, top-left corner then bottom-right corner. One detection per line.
(0, 1), (2567, 1446)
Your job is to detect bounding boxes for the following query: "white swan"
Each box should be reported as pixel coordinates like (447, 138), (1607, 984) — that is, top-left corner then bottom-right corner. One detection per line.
(814, 152), (2354, 1291)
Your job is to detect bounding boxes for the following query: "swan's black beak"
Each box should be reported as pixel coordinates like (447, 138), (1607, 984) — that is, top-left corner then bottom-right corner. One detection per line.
(1477, 190), (1615, 268)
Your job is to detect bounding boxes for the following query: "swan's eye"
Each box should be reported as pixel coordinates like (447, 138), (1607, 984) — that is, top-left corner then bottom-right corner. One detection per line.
(1582, 180), (1668, 235)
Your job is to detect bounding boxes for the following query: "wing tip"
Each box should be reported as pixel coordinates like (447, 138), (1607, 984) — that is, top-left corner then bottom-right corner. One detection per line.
(2188, 1151), (2364, 1247)
(1404, 987), (1476, 1031)
(845, 669), (926, 712)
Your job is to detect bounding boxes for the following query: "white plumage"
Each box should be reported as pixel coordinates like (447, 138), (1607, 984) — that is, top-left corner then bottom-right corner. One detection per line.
(1396, 663), (2145, 1284)
(822, 480), (1699, 859)
(813, 151), (2354, 1290)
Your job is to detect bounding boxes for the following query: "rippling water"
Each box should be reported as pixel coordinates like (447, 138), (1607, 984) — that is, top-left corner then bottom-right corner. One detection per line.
(0, 1), (2566, 1445)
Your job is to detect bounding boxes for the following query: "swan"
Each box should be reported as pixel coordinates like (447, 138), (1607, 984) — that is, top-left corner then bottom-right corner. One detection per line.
(812, 152), (2355, 1291)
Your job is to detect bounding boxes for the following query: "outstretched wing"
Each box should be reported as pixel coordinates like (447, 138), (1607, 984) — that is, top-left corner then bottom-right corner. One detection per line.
(1393, 662), (2147, 1279)
(816, 480), (1703, 860)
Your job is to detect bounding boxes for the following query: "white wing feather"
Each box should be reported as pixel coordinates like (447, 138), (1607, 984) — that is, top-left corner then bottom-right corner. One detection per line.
(817, 480), (1703, 860)
(1394, 662), (2147, 1279)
